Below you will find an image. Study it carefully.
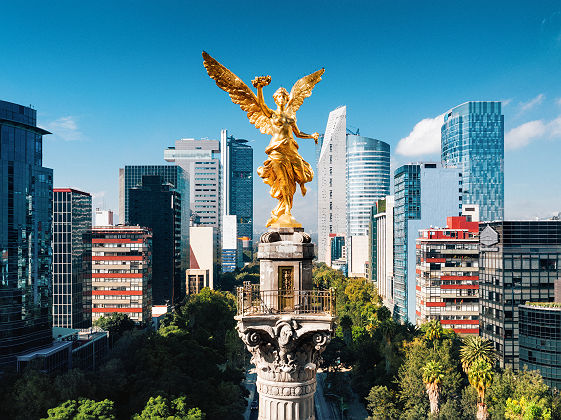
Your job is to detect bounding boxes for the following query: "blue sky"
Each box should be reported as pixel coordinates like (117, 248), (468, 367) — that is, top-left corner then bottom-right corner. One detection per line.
(2, 1), (561, 233)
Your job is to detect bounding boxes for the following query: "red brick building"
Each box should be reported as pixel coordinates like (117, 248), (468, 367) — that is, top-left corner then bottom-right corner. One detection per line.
(415, 216), (479, 335)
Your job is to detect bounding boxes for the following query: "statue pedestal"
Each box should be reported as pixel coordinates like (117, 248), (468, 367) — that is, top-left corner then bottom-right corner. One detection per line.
(236, 228), (335, 420)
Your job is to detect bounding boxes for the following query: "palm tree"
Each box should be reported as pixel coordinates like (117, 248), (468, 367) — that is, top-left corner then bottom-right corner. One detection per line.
(379, 320), (396, 375)
(460, 336), (497, 373)
(423, 320), (443, 349)
(468, 359), (493, 420)
(421, 360), (445, 415)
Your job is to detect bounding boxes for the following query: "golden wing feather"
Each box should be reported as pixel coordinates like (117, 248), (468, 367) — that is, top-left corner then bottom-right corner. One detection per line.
(287, 68), (325, 116)
(202, 51), (273, 135)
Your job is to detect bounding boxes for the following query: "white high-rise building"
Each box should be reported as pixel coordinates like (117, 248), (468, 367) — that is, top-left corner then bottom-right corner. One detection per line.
(317, 106), (347, 264)
(94, 209), (114, 226)
(317, 106), (391, 269)
(164, 138), (221, 229)
(374, 196), (394, 311)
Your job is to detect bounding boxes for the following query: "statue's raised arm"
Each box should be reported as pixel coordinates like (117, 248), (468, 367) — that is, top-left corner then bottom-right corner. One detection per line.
(202, 51), (273, 135)
(202, 51), (324, 228)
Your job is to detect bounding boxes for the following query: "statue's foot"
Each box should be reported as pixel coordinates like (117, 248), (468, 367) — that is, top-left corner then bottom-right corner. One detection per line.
(300, 184), (307, 196)
(269, 214), (302, 228)
(266, 216), (277, 227)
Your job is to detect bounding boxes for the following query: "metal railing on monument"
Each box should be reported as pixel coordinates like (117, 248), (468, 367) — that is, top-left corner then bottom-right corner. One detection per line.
(236, 282), (335, 316)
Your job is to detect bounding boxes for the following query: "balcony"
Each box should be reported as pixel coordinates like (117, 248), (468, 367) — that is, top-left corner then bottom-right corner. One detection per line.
(236, 283), (335, 317)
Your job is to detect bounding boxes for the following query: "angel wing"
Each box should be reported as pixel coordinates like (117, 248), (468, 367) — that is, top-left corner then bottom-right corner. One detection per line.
(287, 68), (325, 117)
(202, 51), (273, 135)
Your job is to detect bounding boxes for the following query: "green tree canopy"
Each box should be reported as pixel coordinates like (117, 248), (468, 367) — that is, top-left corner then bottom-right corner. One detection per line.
(132, 396), (205, 420)
(42, 398), (115, 420)
(94, 313), (135, 338)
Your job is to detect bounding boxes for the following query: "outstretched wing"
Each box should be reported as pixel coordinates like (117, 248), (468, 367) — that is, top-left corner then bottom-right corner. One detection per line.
(203, 51), (273, 135)
(287, 68), (325, 116)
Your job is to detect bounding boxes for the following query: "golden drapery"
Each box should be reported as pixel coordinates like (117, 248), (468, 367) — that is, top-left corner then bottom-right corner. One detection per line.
(258, 137), (314, 226)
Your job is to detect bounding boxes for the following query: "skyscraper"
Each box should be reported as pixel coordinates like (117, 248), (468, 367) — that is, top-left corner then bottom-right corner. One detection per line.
(0, 100), (53, 369)
(318, 107), (347, 264)
(393, 163), (462, 322)
(317, 106), (390, 269)
(479, 221), (561, 369)
(220, 129), (253, 242)
(119, 165), (188, 225)
(129, 175), (184, 305)
(164, 138), (221, 228)
(441, 101), (504, 221)
(52, 188), (92, 329)
(346, 135), (390, 237)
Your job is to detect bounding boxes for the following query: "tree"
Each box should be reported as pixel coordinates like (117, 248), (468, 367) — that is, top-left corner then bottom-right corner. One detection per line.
(487, 368), (552, 420)
(468, 359), (493, 420)
(421, 320), (444, 349)
(132, 396), (205, 420)
(460, 336), (497, 373)
(366, 385), (399, 420)
(504, 396), (552, 420)
(421, 360), (445, 415)
(397, 336), (462, 419)
(10, 369), (58, 420)
(94, 313), (135, 340)
(43, 398), (115, 420)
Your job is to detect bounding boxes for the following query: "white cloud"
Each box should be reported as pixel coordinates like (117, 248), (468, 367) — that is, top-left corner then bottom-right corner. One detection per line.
(502, 98), (512, 107)
(505, 120), (546, 150)
(396, 114), (444, 156)
(518, 94), (545, 113)
(45, 116), (83, 141)
(555, 98), (561, 106)
(505, 116), (561, 150)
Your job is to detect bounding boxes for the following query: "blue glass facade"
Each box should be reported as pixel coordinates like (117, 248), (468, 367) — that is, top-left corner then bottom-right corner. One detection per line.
(52, 189), (92, 329)
(330, 236), (345, 261)
(346, 135), (390, 237)
(225, 136), (253, 241)
(120, 165), (189, 296)
(222, 249), (238, 272)
(121, 165), (188, 224)
(0, 100), (53, 369)
(393, 165), (420, 321)
(441, 102), (504, 222)
(129, 175), (184, 304)
(393, 163), (462, 322)
(479, 221), (561, 369)
(519, 305), (561, 389)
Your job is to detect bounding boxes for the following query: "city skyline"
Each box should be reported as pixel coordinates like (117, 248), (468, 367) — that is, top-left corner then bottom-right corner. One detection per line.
(1, 1), (561, 233)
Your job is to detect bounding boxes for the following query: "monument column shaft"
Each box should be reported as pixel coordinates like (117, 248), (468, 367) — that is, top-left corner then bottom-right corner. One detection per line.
(236, 227), (335, 420)
(257, 375), (316, 420)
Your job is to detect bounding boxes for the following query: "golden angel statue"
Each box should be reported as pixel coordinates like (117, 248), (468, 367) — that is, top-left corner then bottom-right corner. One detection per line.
(202, 51), (324, 228)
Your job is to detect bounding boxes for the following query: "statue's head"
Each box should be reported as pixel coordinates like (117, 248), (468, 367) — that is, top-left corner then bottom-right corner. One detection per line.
(273, 87), (289, 107)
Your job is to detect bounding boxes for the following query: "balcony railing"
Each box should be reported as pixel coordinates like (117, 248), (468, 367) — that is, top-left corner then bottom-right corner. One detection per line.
(236, 283), (335, 316)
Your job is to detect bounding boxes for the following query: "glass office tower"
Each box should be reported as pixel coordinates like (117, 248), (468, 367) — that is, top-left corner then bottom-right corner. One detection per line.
(119, 165), (188, 225)
(119, 165), (189, 296)
(52, 189), (92, 329)
(479, 221), (561, 369)
(346, 135), (390, 237)
(393, 163), (462, 322)
(441, 101), (504, 222)
(220, 130), (253, 242)
(0, 100), (53, 369)
(129, 175), (184, 305)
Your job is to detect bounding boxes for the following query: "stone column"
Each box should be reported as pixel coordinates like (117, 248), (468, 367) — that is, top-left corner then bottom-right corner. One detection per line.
(238, 317), (331, 420)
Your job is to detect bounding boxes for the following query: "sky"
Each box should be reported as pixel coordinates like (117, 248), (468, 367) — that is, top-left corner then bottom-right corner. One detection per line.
(2, 1), (561, 234)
